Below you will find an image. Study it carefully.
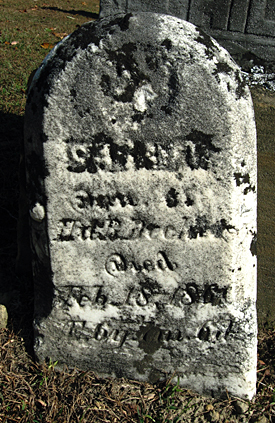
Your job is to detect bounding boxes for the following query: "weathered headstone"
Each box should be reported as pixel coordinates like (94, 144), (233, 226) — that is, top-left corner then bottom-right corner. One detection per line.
(25, 13), (257, 399)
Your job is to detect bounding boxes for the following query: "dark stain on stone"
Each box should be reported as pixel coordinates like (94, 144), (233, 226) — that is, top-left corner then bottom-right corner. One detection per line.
(188, 216), (235, 239)
(161, 38), (172, 50)
(72, 23), (101, 49)
(160, 69), (180, 114)
(235, 70), (247, 100)
(213, 62), (234, 83)
(109, 141), (129, 169)
(244, 185), (256, 195)
(145, 43), (159, 71)
(104, 13), (133, 32)
(26, 20), (103, 99)
(195, 29), (216, 60)
(168, 69), (180, 104)
(234, 172), (255, 194)
(70, 88), (77, 98)
(134, 354), (153, 375)
(132, 140), (155, 170)
(204, 284), (228, 306)
(137, 324), (164, 354)
(234, 172), (250, 186)
(188, 215), (208, 239)
(185, 129), (220, 170)
(214, 62), (233, 76)
(146, 54), (158, 71)
(250, 233), (257, 256)
(132, 112), (145, 122)
(100, 74), (112, 96)
(166, 188), (179, 208)
(185, 196), (194, 206)
(161, 105), (172, 115)
(102, 42), (149, 103)
(241, 160), (246, 167)
(211, 218), (235, 238)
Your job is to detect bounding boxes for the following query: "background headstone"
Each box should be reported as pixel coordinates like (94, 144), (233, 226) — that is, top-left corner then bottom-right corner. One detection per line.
(25, 13), (257, 399)
(99, 0), (275, 62)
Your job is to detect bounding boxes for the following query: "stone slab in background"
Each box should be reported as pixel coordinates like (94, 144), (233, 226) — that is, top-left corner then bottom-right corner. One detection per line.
(251, 87), (275, 327)
(25, 13), (257, 399)
(99, 0), (275, 62)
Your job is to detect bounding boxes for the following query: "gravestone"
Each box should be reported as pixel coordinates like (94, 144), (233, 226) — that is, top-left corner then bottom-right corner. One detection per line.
(25, 13), (257, 399)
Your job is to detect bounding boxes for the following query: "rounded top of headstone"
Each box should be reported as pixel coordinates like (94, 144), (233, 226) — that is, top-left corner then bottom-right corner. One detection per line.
(25, 12), (256, 237)
(26, 12), (254, 173)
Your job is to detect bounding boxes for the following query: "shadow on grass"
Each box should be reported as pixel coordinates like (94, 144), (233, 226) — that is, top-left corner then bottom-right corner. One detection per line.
(0, 110), (34, 355)
(41, 6), (99, 20)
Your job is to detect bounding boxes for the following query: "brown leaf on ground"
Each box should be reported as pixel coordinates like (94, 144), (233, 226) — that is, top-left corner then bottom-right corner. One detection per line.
(41, 42), (54, 49)
(52, 31), (68, 39)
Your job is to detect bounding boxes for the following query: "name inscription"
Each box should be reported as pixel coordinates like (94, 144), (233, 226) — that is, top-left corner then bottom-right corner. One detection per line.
(57, 218), (186, 242)
(67, 138), (183, 173)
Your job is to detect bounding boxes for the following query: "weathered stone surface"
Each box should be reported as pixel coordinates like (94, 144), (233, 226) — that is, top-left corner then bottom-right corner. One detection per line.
(99, 0), (275, 61)
(25, 13), (257, 399)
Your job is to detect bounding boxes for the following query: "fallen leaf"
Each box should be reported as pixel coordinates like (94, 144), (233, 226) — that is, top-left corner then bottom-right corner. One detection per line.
(67, 16), (75, 19)
(19, 9), (27, 12)
(31, 5), (38, 10)
(265, 369), (271, 376)
(52, 31), (67, 39)
(258, 360), (266, 366)
(11, 41), (18, 45)
(4, 41), (9, 45)
(82, 1), (87, 4)
(41, 42), (54, 49)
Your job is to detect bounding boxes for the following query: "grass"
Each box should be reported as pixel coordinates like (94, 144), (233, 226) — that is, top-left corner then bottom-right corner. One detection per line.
(0, 0), (99, 114)
(1, 328), (275, 422)
(1, 1), (275, 422)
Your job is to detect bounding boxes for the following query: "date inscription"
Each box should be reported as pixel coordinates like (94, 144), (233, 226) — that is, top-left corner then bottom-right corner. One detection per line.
(57, 280), (228, 311)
